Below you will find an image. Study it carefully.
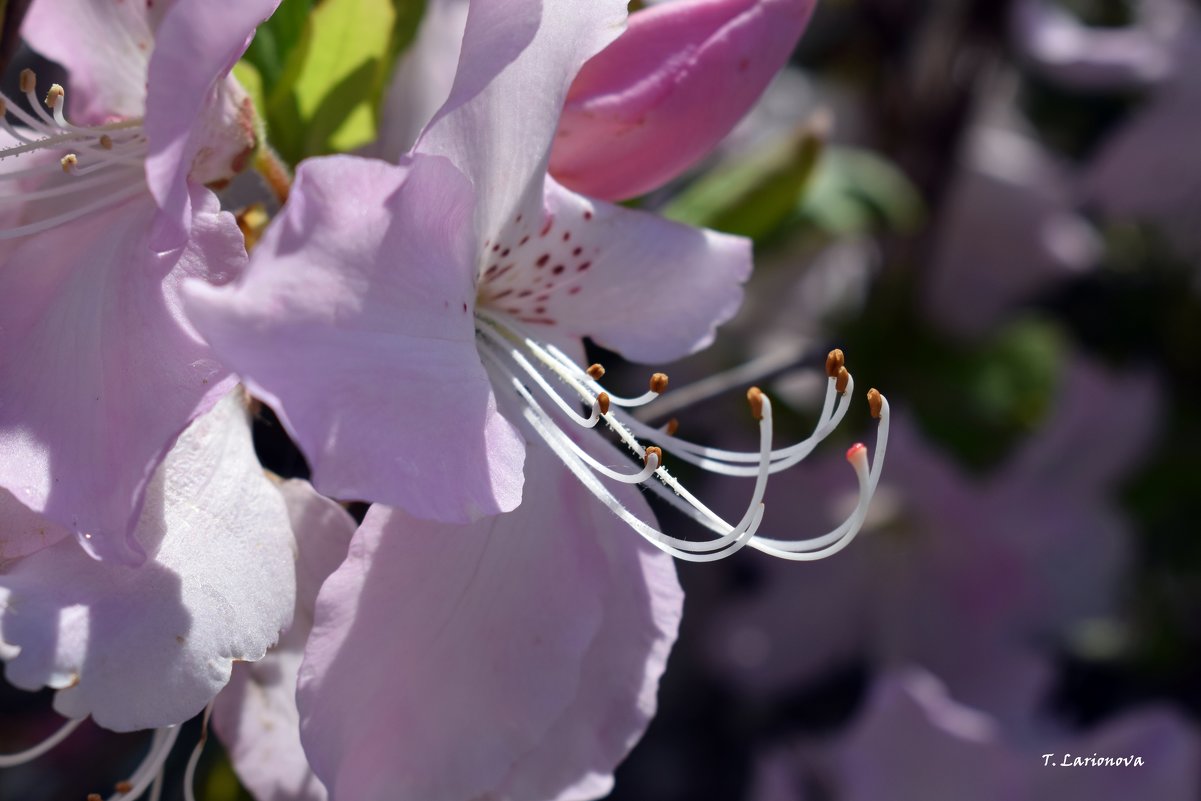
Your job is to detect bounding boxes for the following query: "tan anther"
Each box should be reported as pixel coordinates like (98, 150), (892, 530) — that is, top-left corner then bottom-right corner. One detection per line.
(87, 795), (102, 801)
(649, 372), (669, 393)
(867, 388), (883, 419)
(115, 780), (134, 793)
(0, 98), (7, 118)
(825, 348), (845, 378)
(45, 84), (64, 109)
(835, 366), (850, 394)
(98, 134), (114, 150)
(665, 417), (679, 436)
(644, 446), (663, 468)
(596, 392), (610, 416)
(586, 363), (606, 380)
(747, 386), (765, 420)
(19, 68), (36, 94)
(60, 153), (78, 173)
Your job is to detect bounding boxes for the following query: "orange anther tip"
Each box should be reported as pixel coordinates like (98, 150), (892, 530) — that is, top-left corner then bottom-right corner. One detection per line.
(825, 348), (845, 378)
(19, 69), (36, 94)
(866, 388), (883, 419)
(597, 392), (610, 416)
(746, 386), (765, 420)
(586, 363), (606, 380)
(650, 372), (669, 393)
(835, 366), (850, 394)
(665, 417), (679, 436)
(644, 446), (663, 467)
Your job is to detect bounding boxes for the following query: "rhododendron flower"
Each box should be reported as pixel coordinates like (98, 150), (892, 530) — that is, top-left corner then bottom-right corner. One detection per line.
(184, 1), (888, 798)
(0, 391), (295, 793)
(0, 0), (279, 565)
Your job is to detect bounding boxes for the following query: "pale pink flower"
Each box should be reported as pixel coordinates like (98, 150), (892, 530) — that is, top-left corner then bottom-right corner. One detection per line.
(0, 0), (277, 564)
(184, 1), (888, 798)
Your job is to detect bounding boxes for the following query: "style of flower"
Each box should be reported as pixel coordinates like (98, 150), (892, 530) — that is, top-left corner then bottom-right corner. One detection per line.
(0, 390), (296, 795)
(0, 0), (279, 565)
(183, 1), (888, 798)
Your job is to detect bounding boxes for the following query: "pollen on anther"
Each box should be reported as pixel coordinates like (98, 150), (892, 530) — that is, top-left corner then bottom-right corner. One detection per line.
(867, 388), (883, 419)
(747, 386), (765, 420)
(19, 68), (36, 94)
(60, 153), (78, 173)
(665, 417), (679, 436)
(87, 794), (102, 801)
(45, 84), (64, 109)
(649, 373), (669, 394)
(115, 780), (134, 793)
(586, 363), (606, 379)
(98, 134), (114, 150)
(826, 348), (845, 378)
(597, 392), (611, 415)
(644, 446), (663, 467)
(835, 366), (850, 394)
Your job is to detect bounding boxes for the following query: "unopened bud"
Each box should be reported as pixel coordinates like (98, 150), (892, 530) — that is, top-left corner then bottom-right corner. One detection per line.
(825, 348), (845, 378)
(649, 372), (669, 393)
(19, 68), (36, 94)
(596, 392), (610, 415)
(644, 446), (663, 467)
(835, 366), (850, 394)
(586, 363), (606, 380)
(867, 388), (883, 419)
(747, 386), (765, 420)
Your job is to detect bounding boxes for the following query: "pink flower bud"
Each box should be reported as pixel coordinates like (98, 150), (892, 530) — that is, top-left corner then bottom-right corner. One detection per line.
(549, 0), (818, 201)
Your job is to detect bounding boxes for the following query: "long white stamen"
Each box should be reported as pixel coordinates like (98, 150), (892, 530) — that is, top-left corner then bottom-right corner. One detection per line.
(0, 716), (84, 767)
(104, 726), (181, 801)
(182, 704), (213, 801)
(480, 339), (776, 559)
(475, 308), (889, 562)
(0, 78), (148, 240)
(0, 179), (147, 240)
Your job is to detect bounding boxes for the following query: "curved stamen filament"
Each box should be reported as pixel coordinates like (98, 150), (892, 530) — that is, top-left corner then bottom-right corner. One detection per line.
(479, 337), (774, 560)
(0, 77), (147, 239)
(0, 716), (84, 767)
(182, 704), (213, 801)
(475, 308), (890, 562)
(101, 725), (181, 801)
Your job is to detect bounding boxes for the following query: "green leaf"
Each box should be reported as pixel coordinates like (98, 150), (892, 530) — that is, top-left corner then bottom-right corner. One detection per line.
(242, 0), (314, 92)
(664, 120), (827, 240)
(250, 0), (425, 164)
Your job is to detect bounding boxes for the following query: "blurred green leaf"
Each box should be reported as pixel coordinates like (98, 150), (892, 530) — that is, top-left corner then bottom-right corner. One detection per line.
(243, 0), (314, 92)
(909, 316), (1067, 470)
(801, 147), (925, 236)
(664, 120), (826, 240)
